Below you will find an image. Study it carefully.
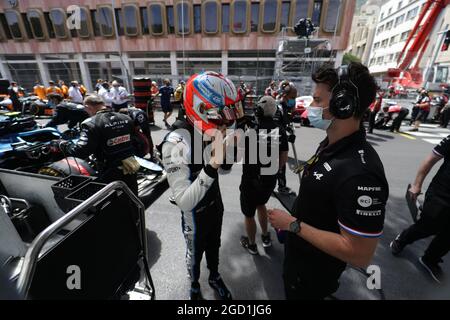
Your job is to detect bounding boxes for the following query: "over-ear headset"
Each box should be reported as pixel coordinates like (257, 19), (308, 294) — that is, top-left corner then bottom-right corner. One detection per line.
(280, 81), (292, 94)
(329, 65), (360, 119)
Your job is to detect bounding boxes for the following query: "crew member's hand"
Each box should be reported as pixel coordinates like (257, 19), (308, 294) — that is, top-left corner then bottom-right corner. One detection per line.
(268, 208), (296, 231)
(408, 184), (421, 201)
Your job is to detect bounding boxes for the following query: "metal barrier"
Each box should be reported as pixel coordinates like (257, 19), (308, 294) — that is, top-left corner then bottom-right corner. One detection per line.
(16, 180), (154, 299)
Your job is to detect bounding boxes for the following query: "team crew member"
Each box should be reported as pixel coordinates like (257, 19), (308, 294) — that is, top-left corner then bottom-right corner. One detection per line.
(268, 63), (388, 300)
(7, 81), (24, 111)
(240, 96), (289, 255)
(46, 80), (62, 96)
(367, 88), (384, 134)
(33, 82), (46, 100)
(381, 104), (409, 133)
(410, 89), (431, 131)
(161, 71), (241, 300)
(276, 81), (297, 195)
(68, 81), (84, 104)
(119, 107), (154, 157)
(52, 95), (140, 194)
(159, 79), (174, 128)
(45, 94), (88, 129)
(58, 80), (69, 99)
(391, 135), (450, 283)
(110, 80), (129, 111)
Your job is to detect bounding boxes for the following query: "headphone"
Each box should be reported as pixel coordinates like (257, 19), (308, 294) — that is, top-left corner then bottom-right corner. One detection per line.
(329, 65), (360, 119)
(280, 81), (293, 94)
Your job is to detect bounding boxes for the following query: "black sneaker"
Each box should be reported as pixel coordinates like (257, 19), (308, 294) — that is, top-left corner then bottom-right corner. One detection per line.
(278, 186), (295, 195)
(261, 233), (272, 248)
(390, 234), (405, 256)
(240, 236), (258, 255)
(190, 284), (205, 300)
(419, 256), (444, 284)
(208, 275), (232, 300)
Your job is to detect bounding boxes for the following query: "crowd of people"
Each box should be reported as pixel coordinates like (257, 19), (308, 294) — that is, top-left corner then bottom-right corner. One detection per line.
(3, 63), (450, 301)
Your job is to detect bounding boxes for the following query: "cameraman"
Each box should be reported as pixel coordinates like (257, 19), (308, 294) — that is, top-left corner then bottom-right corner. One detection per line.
(268, 63), (388, 300)
(240, 96), (289, 254)
(410, 88), (431, 131)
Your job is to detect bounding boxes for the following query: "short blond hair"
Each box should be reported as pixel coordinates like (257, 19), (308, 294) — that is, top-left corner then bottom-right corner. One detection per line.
(83, 94), (104, 106)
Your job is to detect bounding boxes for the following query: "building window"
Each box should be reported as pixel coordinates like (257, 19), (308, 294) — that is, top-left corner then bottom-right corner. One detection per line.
(261, 0), (280, 33)
(194, 5), (201, 33)
(385, 20), (393, 30)
(323, 0), (341, 32)
(280, 1), (291, 31)
(203, 1), (219, 34)
(232, 0), (249, 34)
(97, 6), (115, 37)
(26, 9), (47, 40)
(312, 1), (322, 26)
(140, 7), (149, 34)
(377, 25), (384, 34)
(394, 14), (404, 27)
(398, 1), (403, 10)
(401, 30), (410, 41)
(4, 10), (24, 40)
(251, 2), (259, 32)
(175, 1), (192, 35)
(122, 4), (140, 36)
(406, 7), (418, 20)
(167, 6), (175, 34)
(292, 0), (309, 27)
(149, 3), (166, 35)
(49, 9), (69, 39)
(222, 4), (230, 33)
(76, 7), (92, 38)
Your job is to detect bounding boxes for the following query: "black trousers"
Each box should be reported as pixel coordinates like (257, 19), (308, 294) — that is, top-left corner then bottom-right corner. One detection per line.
(410, 106), (420, 124)
(283, 258), (341, 300)
(182, 205), (223, 283)
(441, 108), (450, 128)
(277, 164), (287, 189)
(391, 109), (409, 131)
(368, 111), (377, 133)
(398, 189), (450, 264)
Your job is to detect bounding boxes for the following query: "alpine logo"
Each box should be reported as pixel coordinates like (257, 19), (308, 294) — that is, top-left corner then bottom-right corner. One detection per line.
(313, 172), (323, 180)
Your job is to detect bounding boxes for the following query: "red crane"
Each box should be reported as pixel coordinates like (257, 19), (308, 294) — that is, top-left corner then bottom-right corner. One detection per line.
(387, 0), (450, 88)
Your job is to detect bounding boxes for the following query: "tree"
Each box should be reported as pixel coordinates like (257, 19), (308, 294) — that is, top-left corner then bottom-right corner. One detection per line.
(343, 53), (362, 65)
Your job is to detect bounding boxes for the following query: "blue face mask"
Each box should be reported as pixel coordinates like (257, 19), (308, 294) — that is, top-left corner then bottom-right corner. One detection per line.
(307, 106), (333, 130)
(287, 99), (296, 108)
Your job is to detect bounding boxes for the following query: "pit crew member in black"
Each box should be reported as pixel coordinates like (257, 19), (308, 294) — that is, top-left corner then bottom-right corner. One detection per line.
(391, 135), (450, 283)
(269, 63), (388, 300)
(45, 94), (89, 129)
(52, 95), (140, 195)
(161, 71), (242, 300)
(119, 107), (154, 157)
(240, 96), (289, 254)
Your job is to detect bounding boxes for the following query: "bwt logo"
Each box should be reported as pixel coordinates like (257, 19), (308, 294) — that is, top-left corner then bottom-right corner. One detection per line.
(66, 6), (82, 31)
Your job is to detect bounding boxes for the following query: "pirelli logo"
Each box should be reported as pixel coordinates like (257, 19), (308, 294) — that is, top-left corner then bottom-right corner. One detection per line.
(107, 134), (130, 147)
(356, 209), (382, 217)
